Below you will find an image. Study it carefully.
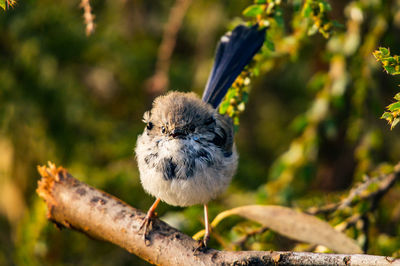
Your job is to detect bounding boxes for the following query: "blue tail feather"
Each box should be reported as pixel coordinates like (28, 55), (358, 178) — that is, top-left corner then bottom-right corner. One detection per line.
(202, 24), (266, 108)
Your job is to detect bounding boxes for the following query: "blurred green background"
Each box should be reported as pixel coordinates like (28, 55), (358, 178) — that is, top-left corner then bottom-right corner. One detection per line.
(1, 0), (400, 265)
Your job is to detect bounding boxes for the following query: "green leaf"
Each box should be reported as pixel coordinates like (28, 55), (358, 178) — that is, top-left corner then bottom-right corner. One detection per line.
(320, 1), (332, 12)
(211, 205), (363, 254)
(255, 0), (267, 4)
(394, 93), (400, 101)
(265, 33), (275, 51)
(388, 101), (400, 112)
(379, 47), (390, 56)
(253, 66), (260, 76)
(243, 5), (264, 17)
(291, 114), (309, 132)
(269, 160), (287, 180)
(225, 88), (236, 100)
(303, 5), (312, 18)
(0, 1), (5, 10)
(381, 112), (393, 120)
(219, 100), (230, 114)
(384, 65), (395, 74)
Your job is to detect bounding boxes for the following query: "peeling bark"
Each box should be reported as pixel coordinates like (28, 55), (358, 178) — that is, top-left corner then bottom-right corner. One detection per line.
(36, 163), (400, 265)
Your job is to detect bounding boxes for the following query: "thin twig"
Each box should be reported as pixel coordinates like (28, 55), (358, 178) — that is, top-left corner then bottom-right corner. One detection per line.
(307, 163), (400, 216)
(146, 0), (192, 95)
(80, 0), (95, 36)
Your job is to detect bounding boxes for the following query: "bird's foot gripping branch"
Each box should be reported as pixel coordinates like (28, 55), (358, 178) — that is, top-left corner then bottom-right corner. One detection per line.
(36, 162), (400, 265)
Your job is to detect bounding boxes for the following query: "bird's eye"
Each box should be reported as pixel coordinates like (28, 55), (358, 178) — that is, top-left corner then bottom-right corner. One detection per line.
(161, 126), (166, 134)
(189, 124), (195, 132)
(204, 117), (215, 125)
(146, 122), (153, 130)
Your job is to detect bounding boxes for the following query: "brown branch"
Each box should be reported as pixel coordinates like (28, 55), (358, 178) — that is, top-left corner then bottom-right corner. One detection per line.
(145, 0), (192, 95)
(36, 162), (400, 265)
(307, 163), (400, 216)
(80, 0), (95, 36)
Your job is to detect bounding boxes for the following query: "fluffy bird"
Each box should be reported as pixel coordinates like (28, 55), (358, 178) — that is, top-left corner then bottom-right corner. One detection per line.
(135, 24), (266, 248)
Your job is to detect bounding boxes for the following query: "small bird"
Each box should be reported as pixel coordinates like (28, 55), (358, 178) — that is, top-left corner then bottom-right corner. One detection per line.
(135, 24), (266, 248)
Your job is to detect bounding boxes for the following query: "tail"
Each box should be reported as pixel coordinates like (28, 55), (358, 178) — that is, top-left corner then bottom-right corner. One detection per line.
(202, 24), (266, 108)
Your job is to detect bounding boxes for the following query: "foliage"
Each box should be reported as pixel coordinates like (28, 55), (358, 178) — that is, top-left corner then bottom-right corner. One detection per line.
(302, 0), (335, 38)
(0, 0), (16, 10)
(373, 47), (400, 129)
(2, 0), (400, 265)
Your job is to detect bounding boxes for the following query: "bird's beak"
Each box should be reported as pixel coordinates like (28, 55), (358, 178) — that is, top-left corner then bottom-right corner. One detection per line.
(170, 128), (186, 138)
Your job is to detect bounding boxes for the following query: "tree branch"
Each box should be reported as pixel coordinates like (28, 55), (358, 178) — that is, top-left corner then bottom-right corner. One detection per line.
(145, 0), (192, 95)
(307, 163), (400, 216)
(36, 162), (400, 265)
(80, 0), (95, 36)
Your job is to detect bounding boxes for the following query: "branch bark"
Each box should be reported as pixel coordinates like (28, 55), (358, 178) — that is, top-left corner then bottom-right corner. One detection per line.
(307, 163), (400, 216)
(36, 162), (400, 265)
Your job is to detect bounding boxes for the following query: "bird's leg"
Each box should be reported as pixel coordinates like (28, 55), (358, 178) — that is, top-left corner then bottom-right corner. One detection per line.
(203, 204), (210, 247)
(139, 198), (161, 241)
(195, 204), (210, 253)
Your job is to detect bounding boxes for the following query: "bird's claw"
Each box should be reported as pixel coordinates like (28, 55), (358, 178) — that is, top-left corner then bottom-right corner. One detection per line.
(194, 236), (209, 254)
(138, 213), (155, 245)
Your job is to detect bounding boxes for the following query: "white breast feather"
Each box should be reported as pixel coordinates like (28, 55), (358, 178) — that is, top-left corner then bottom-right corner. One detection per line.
(135, 133), (238, 207)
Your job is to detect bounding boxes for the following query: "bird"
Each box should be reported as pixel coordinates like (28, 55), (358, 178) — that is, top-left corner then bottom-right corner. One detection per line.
(135, 24), (266, 249)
